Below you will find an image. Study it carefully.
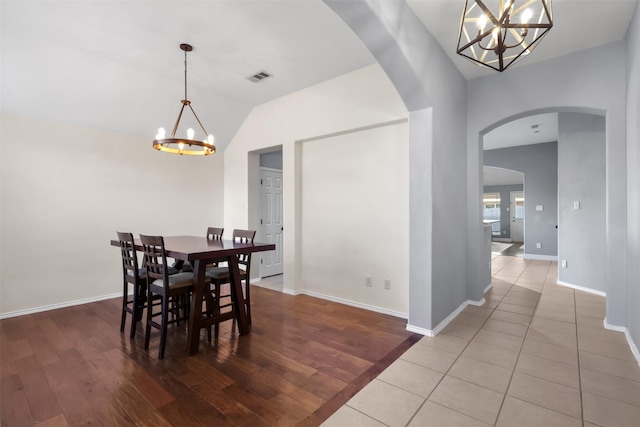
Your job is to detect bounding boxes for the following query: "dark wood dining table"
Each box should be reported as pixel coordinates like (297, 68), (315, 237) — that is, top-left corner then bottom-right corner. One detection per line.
(111, 235), (275, 355)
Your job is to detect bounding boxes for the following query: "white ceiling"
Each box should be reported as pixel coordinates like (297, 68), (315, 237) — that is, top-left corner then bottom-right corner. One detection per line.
(483, 112), (559, 150)
(1, 1), (636, 151)
(484, 166), (524, 186)
(0, 1), (375, 151)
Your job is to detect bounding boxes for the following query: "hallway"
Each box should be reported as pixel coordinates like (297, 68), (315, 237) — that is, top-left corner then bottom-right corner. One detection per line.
(324, 256), (640, 426)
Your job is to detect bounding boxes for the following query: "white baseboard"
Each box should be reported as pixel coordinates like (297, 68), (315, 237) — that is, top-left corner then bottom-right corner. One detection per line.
(468, 298), (486, 307)
(604, 318), (640, 365)
(484, 283), (493, 294)
(556, 280), (606, 297)
(406, 324), (434, 337)
(281, 288), (407, 319)
(407, 298), (478, 337)
(524, 254), (557, 261)
(0, 292), (122, 320)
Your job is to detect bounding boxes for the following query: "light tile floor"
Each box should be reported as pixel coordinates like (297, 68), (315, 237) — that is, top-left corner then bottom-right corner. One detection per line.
(322, 256), (640, 427)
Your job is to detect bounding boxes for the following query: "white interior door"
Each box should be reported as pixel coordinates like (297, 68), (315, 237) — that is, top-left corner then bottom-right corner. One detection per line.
(510, 191), (525, 243)
(260, 168), (283, 277)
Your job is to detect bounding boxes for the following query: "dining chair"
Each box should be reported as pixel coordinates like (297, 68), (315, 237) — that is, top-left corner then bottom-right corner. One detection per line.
(140, 234), (195, 359)
(207, 227), (224, 241)
(177, 227), (224, 273)
(205, 229), (256, 338)
(117, 231), (148, 339)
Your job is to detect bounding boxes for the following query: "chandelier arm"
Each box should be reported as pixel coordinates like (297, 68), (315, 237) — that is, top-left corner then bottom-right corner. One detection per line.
(170, 103), (187, 138)
(187, 104), (209, 137)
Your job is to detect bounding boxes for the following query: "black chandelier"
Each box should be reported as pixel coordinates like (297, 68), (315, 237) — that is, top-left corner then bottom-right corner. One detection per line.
(153, 43), (216, 156)
(456, 0), (553, 72)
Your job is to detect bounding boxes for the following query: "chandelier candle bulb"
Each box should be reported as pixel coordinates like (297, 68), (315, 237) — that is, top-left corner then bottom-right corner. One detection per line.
(477, 14), (487, 31)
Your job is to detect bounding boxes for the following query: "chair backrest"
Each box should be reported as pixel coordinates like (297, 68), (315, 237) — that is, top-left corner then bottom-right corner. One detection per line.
(206, 227), (224, 241)
(232, 229), (256, 270)
(117, 231), (140, 284)
(233, 229), (256, 244)
(140, 234), (170, 285)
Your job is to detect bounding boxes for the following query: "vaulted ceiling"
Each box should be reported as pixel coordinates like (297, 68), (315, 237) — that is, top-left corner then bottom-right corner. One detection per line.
(1, 1), (636, 151)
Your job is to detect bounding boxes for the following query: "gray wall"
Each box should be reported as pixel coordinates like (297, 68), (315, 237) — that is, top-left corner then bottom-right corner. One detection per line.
(483, 184), (524, 240)
(558, 113), (606, 292)
(467, 42), (628, 341)
(484, 142), (558, 257)
(260, 150), (283, 170)
(625, 1), (640, 355)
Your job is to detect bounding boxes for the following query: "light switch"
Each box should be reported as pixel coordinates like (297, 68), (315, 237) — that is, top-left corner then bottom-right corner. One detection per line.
(573, 201), (580, 210)
(536, 205), (543, 211)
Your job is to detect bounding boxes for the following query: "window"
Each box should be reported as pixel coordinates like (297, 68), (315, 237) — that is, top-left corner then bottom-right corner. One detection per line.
(483, 193), (501, 236)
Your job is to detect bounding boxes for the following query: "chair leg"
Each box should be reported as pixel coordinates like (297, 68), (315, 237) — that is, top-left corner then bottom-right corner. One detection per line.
(120, 283), (128, 333)
(159, 296), (169, 359)
(204, 288), (214, 343)
(130, 284), (140, 339)
(214, 282), (221, 338)
(144, 291), (153, 350)
(245, 280), (251, 325)
(129, 309), (137, 339)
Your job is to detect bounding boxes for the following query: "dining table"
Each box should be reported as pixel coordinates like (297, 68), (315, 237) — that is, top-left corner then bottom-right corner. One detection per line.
(110, 235), (275, 355)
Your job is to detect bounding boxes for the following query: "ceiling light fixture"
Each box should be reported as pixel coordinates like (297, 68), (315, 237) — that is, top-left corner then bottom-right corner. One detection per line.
(456, 0), (553, 72)
(153, 43), (215, 156)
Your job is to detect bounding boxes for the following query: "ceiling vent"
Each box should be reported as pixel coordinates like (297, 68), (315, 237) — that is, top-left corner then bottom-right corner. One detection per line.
(247, 70), (273, 83)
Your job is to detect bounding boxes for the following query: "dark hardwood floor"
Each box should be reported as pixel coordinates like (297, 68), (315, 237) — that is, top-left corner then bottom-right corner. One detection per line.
(1, 285), (419, 426)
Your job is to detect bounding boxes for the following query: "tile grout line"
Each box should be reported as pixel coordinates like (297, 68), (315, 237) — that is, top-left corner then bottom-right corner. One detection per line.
(491, 259), (551, 426)
(405, 256), (528, 426)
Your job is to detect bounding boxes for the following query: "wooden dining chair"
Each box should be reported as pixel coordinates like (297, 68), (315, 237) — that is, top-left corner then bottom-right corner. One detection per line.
(140, 234), (195, 359)
(205, 229), (256, 338)
(177, 227), (224, 273)
(207, 227), (224, 241)
(117, 231), (148, 339)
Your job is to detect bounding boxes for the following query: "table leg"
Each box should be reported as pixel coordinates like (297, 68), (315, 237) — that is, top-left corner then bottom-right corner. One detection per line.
(187, 259), (206, 355)
(228, 255), (250, 335)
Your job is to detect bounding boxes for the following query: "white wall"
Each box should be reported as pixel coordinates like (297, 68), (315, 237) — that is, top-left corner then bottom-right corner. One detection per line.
(0, 115), (224, 316)
(301, 122), (409, 315)
(326, 0), (469, 332)
(224, 64), (409, 315)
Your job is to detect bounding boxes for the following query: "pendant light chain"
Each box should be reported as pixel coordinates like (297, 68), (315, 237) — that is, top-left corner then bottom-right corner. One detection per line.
(184, 48), (188, 102)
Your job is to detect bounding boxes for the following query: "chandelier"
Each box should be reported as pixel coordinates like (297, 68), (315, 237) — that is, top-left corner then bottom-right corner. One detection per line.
(153, 44), (216, 156)
(456, 0), (553, 72)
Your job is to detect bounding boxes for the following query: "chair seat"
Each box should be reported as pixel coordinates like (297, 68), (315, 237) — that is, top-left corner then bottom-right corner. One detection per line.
(151, 272), (193, 289)
(205, 266), (247, 281)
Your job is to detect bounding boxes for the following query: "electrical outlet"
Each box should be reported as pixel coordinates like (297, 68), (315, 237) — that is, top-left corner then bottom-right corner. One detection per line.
(561, 260), (567, 268)
(366, 276), (373, 287)
(536, 243), (542, 249)
(384, 280), (391, 290)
